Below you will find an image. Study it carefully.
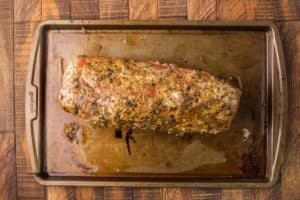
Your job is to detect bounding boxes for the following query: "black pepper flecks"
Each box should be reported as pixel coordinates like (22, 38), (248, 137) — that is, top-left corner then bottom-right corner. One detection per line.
(59, 56), (241, 135)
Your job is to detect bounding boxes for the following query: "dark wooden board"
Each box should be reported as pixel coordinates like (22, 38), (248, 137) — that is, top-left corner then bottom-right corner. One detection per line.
(0, 0), (299, 199)
(71, 0), (99, 19)
(99, 0), (129, 19)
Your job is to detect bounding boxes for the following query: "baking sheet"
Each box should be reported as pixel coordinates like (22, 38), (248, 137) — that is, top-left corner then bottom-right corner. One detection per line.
(45, 28), (265, 178)
(25, 21), (287, 187)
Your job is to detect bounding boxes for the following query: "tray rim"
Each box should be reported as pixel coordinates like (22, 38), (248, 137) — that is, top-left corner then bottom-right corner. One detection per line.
(25, 20), (287, 188)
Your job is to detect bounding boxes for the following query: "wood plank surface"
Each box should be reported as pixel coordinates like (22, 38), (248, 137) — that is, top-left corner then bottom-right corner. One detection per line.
(245, 0), (277, 20)
(48, 186), (101, 200)
(192, 188), (221, 200)
(104, 187), (133, 200)
(48, 186), (102, 200)
(278, 21), (300, 200)
(0, 0), (14, 132)
(42, 0), (71, 20)
(129, 0), (158, 20)
(14, 0), (41, 22)
(158, 0), (187, 19)
(14, 21), (46, 200)
(277, 0), (300, 20)
(47, 186), (75, 200)
(187, 0), (217, 20)
(71, 0), (99, 19)
(221, 189), (255, 200)
(75, 187), (97, 200)
(162, 188), (192, 200)
(99, 0), (129, 19)
(217, 0), (246, 20)
(0, 133), (16, 200)
(133, 188), (162, 200)
(255, 182), (281, 200)
(0, 0), (299, 199)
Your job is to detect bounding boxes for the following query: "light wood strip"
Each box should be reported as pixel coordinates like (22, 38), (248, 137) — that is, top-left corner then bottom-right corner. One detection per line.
(221, 189), (255, 200)
(104, 187), (133, 200)
(0, 133), (16, 200)
(129, 0), (158, 20)
(75, 187), (97, 200)
(14, 0), (41, 22)
(192, 189), (221, 200)
(187, 0), (217, 20)
(217, 0), (246, 20)
(0, 0), (14, 132)
(162, 188), (192, 200)
(47, 186), (75, 200)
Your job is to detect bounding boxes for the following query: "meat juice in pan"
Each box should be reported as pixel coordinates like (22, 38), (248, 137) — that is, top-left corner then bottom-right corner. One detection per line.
(44, 29), (266, 177)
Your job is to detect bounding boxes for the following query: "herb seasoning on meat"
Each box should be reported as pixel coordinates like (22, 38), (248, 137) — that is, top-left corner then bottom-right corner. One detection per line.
(59, 56), (241, 134)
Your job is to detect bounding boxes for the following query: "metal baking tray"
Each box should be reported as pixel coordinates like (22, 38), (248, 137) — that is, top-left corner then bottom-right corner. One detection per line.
(25, 20), (287, 187)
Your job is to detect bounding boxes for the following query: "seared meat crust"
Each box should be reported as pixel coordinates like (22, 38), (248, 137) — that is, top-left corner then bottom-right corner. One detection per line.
(59, 56), (241, 134)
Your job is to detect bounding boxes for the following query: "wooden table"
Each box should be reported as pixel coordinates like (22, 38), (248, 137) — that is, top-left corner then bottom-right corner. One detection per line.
(0, 0), (299, 199)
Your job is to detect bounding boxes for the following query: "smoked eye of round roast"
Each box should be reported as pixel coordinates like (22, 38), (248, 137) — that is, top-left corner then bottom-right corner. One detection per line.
(59, 56), (241, 135)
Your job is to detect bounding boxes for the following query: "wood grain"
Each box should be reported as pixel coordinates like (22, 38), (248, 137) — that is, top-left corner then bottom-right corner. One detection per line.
(245, 0), (277, 20)
(133, 188), (161, 200)
(104, 187), (133, 200)
(278, 21), (300, 200)
(99, 0), (129, 19)
(255, 182), (281, 200)
(3, 0), (300, 199)
(162, 188), (192, 200)
(42, 0), (71, 20)
(75, 187), (97, 200)
(158, 0), (187, 19)
(129, 0), (158, 20)
(217, 0), (246, 20)
(47, 186), (75, 200)
(14, 22), (46, 200)
(0, 133), (16, 200)
(277, 0), (300, 20)
(221, 189), (255, 200)
(14, 0), (41, 22)
(71, 0), (99, 19)
(192, 189), (221, 200)
(94, 187), (105, 199)
(0, 0), (14, 132)
(187, 0), (216, 20)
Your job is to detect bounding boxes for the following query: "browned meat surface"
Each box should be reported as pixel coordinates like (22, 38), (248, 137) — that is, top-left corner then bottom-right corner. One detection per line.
(59, 56), (241, 134)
